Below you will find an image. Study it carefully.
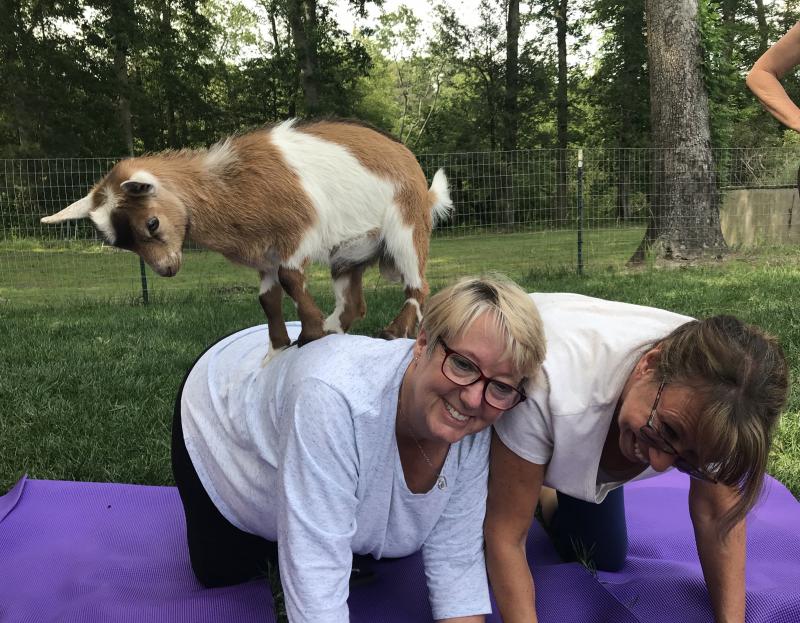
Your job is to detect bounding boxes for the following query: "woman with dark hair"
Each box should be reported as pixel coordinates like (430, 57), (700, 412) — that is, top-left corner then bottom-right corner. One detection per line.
(485, 293), (789, 623)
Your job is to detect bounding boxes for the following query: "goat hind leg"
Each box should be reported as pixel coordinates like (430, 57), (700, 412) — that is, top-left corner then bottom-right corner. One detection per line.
(380, 225), (429, 339)
(324, 264), (367, 334)
(379, 284), (428, 340)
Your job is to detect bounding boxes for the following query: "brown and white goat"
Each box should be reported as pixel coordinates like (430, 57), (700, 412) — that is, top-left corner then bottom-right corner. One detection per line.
(42, 119), (452, 350)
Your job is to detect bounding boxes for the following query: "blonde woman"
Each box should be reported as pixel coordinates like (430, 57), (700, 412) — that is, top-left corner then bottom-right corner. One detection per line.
(172, 274), (546, 623)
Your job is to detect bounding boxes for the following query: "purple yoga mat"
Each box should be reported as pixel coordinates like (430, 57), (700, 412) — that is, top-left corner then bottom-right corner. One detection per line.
(0, 470), (798, 623)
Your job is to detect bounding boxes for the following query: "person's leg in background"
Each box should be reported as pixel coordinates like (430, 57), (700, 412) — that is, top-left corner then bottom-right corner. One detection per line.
(543, 487), (628, 572)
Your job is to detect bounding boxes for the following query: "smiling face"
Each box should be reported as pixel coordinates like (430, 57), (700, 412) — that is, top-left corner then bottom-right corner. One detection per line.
(616, 349), (706, 473)
(402, 311), (524, 445)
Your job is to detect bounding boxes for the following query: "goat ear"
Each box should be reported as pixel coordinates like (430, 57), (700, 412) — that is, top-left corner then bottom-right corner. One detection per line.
(121, 180), (156, 197)
(41, 195), (93, 224)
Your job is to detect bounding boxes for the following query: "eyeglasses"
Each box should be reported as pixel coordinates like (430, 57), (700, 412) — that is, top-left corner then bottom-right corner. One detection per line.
(438, 339), (526, 410)
(639, 381), (718, 484)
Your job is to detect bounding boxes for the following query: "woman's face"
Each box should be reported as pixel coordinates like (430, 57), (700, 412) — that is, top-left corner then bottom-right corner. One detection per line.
(616, 350), (705, 472)
(406, 312), (524, 445)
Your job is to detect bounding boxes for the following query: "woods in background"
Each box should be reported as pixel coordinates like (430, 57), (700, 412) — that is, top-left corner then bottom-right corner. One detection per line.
(2, 0), (799, 262)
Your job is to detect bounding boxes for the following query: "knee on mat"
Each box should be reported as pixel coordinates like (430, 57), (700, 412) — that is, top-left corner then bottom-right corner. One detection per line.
(190, 552), (268, 589)
(592, 542), (628, 572)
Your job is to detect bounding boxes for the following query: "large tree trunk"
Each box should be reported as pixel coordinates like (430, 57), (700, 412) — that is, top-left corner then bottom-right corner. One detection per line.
(287, 0), (320, 115)
(554, 0), (568, 225)
(631, 0), (726, 263)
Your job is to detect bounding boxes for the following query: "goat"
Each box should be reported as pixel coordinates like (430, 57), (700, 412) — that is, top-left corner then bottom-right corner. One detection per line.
(41, 119), (452, 351)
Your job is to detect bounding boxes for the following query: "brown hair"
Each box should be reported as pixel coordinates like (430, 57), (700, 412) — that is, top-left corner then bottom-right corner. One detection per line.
(420, 273), (546, 381)
(655, 315), (789, 534)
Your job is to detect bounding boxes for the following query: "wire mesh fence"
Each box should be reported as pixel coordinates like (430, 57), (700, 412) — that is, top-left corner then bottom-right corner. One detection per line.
(2, 147), (799, 303)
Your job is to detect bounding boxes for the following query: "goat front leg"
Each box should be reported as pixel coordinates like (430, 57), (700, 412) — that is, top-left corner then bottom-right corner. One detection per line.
(278, 265), (327, 347)
(258, 270), (291, 352)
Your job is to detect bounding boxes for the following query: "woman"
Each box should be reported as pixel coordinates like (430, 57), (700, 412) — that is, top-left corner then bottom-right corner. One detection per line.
(747, 21), (800, 132)
(171, 274), (546, 623)
(486, 293), (788, 623)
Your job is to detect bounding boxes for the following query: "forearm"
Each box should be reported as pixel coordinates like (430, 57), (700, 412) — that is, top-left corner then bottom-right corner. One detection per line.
(485, 537), (538, 623)
(746, 68), (800, 132)
(694, 519), (746, 623)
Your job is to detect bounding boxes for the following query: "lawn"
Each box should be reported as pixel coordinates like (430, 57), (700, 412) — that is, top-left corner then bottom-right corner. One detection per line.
(0, 226), (646, 302)
(1, 233), (798, 501)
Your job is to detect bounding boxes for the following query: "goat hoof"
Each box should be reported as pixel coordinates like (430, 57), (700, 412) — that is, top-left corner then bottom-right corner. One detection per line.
(377, 329), (399, 341)
(295, 331), (327, 347)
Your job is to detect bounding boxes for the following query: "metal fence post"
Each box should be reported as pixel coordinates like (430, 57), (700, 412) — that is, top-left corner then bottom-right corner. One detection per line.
(577, 148), (584, 275)
(126, 141), (149, 304)
(139, 258), (149, 304)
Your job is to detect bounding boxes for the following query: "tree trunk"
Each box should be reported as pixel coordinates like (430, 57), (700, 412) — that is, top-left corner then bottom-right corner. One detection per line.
(503, 0), (519, 151)
(501, 0), (520, 227)
(287, 0), (320, 115)
(554, 0), (568, 225)
(721, 0), (736, 65)
(3, 2), (33, 153)
(631, 0), (726, 264)
(754, 0), (769, 55)
(160, 0), (177, 148)
(111, 0), (135, 155)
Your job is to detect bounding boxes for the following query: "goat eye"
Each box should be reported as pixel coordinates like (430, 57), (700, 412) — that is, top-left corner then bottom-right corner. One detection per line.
(146, 217), (159, 233)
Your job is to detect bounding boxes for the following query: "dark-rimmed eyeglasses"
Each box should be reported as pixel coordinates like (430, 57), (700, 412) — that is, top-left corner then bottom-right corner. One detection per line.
(438, 339), (526, 411)
(639, 381), (718, 484)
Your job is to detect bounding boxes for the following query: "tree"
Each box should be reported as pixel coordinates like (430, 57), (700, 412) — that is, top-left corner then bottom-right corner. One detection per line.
(588, 0), (649, 221)
(631, 0), (726, 263)
(503, 0), (520, 151)
(286, 0), (321, 114)
(365, 7), (450, 146)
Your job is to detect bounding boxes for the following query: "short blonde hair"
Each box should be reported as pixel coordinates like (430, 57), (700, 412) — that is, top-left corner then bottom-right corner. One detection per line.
(420, 273), (546, 380)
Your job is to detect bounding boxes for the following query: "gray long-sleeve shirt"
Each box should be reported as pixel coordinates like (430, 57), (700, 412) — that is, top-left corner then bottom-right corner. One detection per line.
(181, 323), (492, 622)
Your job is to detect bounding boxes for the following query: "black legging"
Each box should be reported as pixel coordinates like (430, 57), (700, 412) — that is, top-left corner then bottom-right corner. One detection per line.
(171, 344), (278, 588)
(549, 487), (628, 572)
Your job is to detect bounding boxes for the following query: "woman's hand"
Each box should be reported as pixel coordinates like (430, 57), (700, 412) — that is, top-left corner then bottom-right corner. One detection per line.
(484, 431), (547, 623)
(689, 479), (746, 623)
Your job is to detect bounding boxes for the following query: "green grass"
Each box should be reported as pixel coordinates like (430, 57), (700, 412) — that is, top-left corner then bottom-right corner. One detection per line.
(1, 235), (798, 501)
(0, 227), (646, 303)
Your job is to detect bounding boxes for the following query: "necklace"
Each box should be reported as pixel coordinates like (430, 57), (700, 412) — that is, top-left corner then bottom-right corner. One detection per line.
(398, 382), (448, 491)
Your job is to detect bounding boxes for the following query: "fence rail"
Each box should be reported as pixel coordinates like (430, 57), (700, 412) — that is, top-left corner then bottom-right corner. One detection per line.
(3, 147), (799, 302)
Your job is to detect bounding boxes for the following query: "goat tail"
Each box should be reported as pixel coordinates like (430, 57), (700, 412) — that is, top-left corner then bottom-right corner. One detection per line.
(428, 168), (453, 226)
